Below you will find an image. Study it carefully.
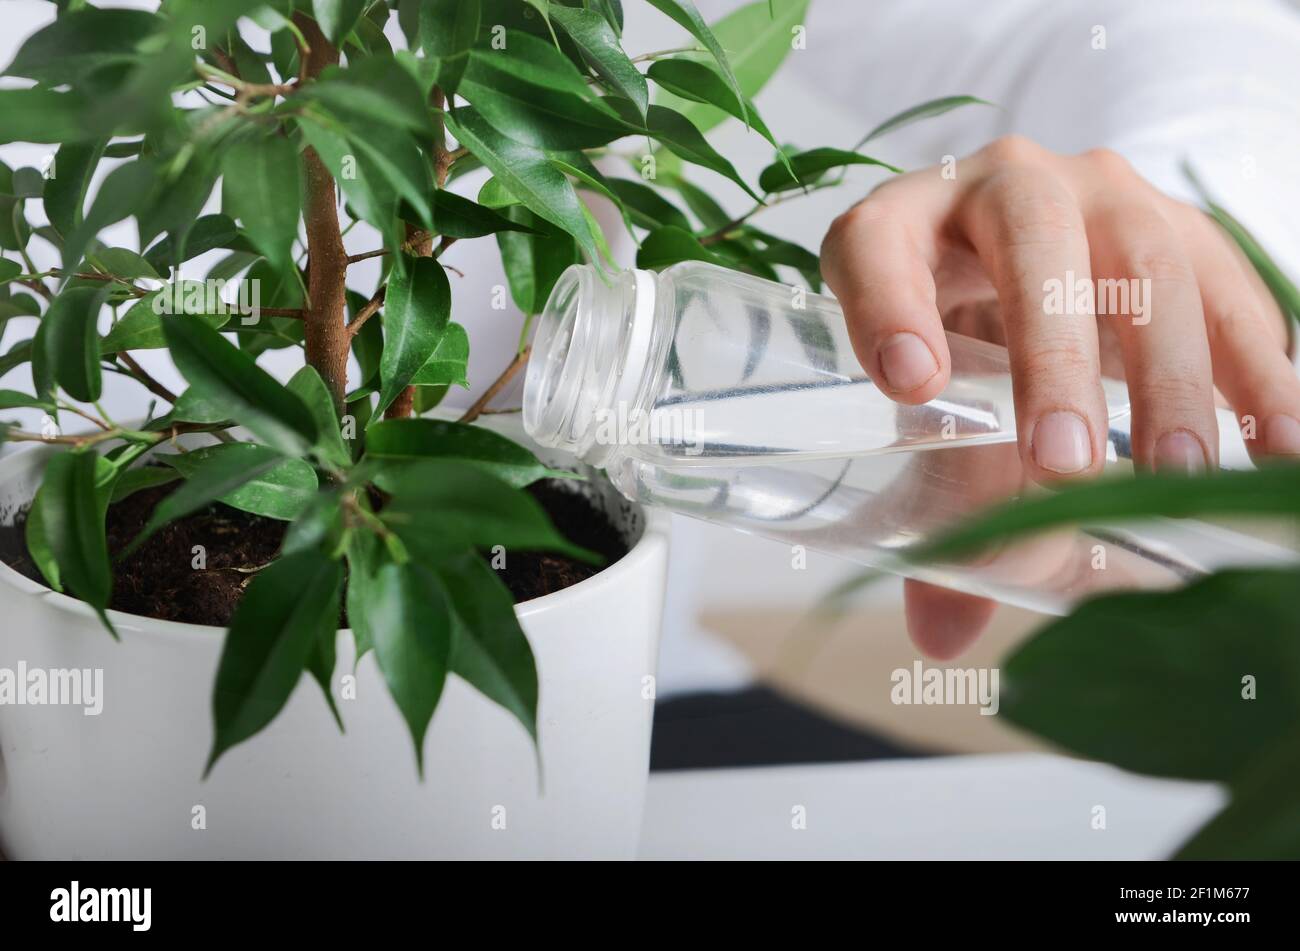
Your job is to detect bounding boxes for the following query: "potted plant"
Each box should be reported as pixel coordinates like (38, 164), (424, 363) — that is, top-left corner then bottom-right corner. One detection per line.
(0, 0), (975, 859)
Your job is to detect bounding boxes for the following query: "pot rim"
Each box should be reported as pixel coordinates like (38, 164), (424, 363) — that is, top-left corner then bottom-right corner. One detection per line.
(0, 440), (670, 640)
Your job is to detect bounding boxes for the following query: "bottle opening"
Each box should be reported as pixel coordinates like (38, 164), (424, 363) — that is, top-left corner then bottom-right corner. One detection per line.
(523, 265), (656, 465)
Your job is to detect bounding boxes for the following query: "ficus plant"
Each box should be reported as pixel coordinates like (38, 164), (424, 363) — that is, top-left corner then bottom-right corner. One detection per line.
(0, 0), (982, 774)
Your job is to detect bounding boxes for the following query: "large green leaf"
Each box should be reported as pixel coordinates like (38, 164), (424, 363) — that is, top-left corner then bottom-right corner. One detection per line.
(444, 106), (598, 262)
(4, 7), (158, 85)
(143, 214), (253, 274)
(365, 418), (567, 486)
(161, 444), (318, 521)
(162, 317), (318, 456)
(207, 548), (344, 774)
(311, 0), (367, 44)
(305, 55), (434, 136)
(548, 3), (648, 120)
(409, 321), (470, 387)
(377, 255), (451, 414)
(125, 442), (288, 555)
(430, 190), (540, 240)
(44, 140), (104, 238)
(644, 0), (745, 121)
(221, 133), (301, 274)
(62, 158), (158, 276)
(758, 147), (902, 193)
(296, 112), (399, 243)
(418, 0), (481, 95)
(43, 285), (106, 402)
(30, 450), (115, 633)
(439, 551), (538, 742)
(495, 207), (581, 314)
(1001, 568), (1300, 783)
(647, 59), (786, 165)
(377, 458), (598, 563)
(606, 178), (692, 232)
(0, 88), (96, 144)
(457, 33), (631, 150)
(352, 558), (454, 775)
(100, 293), (230, 353)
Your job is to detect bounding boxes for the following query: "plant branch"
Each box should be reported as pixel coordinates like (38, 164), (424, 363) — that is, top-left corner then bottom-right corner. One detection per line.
(116, 353), (179, 404)
(459, 346), (531, 424)
(345, 286), (385, 338)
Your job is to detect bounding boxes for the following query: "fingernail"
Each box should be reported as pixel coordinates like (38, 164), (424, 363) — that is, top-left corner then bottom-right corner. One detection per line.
(1263, 414), (1300, 455)
(879, 332), (939, 393)
(1154, 430), (1207, 473)
(1031, 411), (1093, 474)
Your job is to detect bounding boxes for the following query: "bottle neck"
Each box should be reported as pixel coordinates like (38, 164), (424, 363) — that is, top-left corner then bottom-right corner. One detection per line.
(523, 265), (661, 467)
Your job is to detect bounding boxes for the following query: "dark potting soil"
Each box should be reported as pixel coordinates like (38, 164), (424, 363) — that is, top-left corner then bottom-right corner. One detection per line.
(0, 475), (629, 626)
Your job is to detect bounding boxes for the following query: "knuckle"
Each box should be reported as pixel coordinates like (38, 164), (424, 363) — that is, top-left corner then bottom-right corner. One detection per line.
(1081, 147), (1135, 180)
(1127, 245), (1196, 285)
(1209, 306), (1270, 348)
(975, 170), (1081, 248)
(980, 134), (1043, 165)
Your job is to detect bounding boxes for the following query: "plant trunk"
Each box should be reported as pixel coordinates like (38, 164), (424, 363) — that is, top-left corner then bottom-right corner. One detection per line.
(295, 14), (349, 412)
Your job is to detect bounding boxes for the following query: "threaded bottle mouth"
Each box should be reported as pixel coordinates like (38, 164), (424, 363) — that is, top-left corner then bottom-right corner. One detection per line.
(523, 265), (655, 464)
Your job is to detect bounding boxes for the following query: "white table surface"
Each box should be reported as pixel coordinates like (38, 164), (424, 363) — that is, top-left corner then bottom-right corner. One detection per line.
(638, 753), (1224, 860)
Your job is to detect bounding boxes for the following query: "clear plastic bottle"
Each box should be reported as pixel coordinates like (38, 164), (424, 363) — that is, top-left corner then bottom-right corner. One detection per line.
(523, 261), (1293, 615)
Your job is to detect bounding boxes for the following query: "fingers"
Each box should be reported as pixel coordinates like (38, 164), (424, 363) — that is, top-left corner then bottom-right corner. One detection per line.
(821, 183), (951, 404)
(903, 579), (996, 660)
(1086, 200), (1219, 471)
(956, 148), (1109, 483)
(1182, 210), (1300, 459)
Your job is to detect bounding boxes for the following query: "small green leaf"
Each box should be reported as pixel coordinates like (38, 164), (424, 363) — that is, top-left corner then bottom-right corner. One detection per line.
(0, 259), (20, 284)
(162, 317), (318, 456)
(162, 444), (318, 521)
(354, 558), (454, 775)
(88, 247), (159, 281)
(143, 214), (252, 275)
(855, 95), (993, 148)
(430, 190), (541, 240)
(365, 418), (566, 486)
(0, 388), (47, 410)
(495, 208), (581, 314)
(606, 178), (692, 232)
(311, 0), (367, 44)
(0, 88), (95, 144)
(409, 321), (470, 387)
(207, 548), (344, 774)
(44, 140), (104, 238)
(758, 147), (902, 193)
(637, 225), (727, 270)
(44, 285), (106, 402)
(4, 8), (158, 86)
(126, 442), (288, 554)
(109, 465), (180, 503)
(377, 255), (451, 415)
(610, 101), (762, 202)
(287, 365), (352, 469)
(644, 0), (745, 123)
(418, 0), (481, 95)
(439, 551), (538, 742)
(221, 133), (301, 274)
(647, 59), (786, 167)
(101, 294), (230, 353)
(305, 55), (434, 136)
(62, 158), (158, 277)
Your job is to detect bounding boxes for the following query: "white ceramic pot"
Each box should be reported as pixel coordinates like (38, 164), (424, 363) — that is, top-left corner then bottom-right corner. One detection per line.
(0, 426), (669, 859)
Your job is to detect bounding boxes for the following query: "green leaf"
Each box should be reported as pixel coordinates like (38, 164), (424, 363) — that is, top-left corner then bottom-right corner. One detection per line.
(31, 451), (115, 633)
(143, 214), (252, 275)
(365, 418), (567, 486)
(44, 140), (104, 238)
(0, 88), (95, 144)
(610, 101), (762, 202)
(409, 321), (470, 387)
(915, 466), (1300, 564)
(207, 548), (344, 774)
(647, 59), (786, 167)
(101, 294), (230, 352)
(0, 389), (47, 410)
(377, 255), (451, 415)
(377, 459), (598, 563)
(126, 442), (288, 554)
(311, 0), (367, 44)
(758, 147), (902, 193)
(24, 490), (61, 592)
(444, 106), (599, 262)
(457, 33), (631, 150)
(439, 551), (538, 742)
(0, 259), (20, 284)
(1174, 728), (1300, 859)
(161, 444), (318, 521)
(1001, 568), (1300, 782)
(344, 527), (381, 661)
(854, 95), (993, 148)
(44, 286), (106, 402)
(88, 247), (159, 281)
(221, 133), (301, 274)
(495, 207), (581, 314)
(353, 558), (453, 775)
(418, 0), (481, 95)
(644, 0), (746, 123)
(637, 225), (727, 270)
(548, 3), (648, 120)
(4, 8), (158, 85)
(109, 465), (180, 503)
(162, 317), (318, 456)
(305, 55), (434, 136)
(606, 178), (692, 232)
(62, 158), (158, 277)
(287, 365), (352, 469)
(430, 190), (541, 239)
